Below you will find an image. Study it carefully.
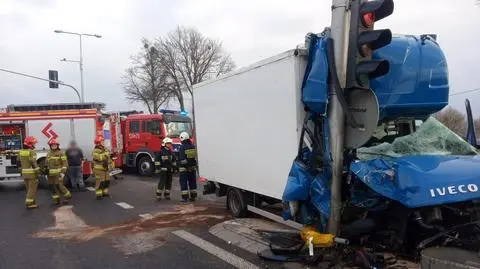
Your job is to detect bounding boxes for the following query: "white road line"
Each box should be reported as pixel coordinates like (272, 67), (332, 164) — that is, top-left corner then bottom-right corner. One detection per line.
(139, 213), (153, 220)
(173, 230), (260, 269)
(116, 202), (134, 209)
(86, 187), (96, 192)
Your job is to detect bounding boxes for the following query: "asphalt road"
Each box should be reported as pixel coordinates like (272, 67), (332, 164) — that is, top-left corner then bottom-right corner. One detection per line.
(0, 174), (279, 269)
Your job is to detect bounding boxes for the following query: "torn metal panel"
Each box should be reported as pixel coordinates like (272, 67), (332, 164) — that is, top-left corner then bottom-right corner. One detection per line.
(351, 155), (480, 208)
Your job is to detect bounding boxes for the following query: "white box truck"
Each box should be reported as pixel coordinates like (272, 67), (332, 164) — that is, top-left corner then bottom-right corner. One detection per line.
(194, 49), (307, 227)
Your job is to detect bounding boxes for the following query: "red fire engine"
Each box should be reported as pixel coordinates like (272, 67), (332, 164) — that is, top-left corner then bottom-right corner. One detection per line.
(0, 103), (192, 180)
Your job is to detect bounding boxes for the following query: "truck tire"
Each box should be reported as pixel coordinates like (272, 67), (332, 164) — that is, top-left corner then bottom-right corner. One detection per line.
(137, 156), (154, 176)
(227, 188), (248, 218)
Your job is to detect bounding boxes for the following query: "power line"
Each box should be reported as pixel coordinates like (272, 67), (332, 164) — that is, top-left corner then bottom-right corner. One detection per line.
(449, 87), (480, 97)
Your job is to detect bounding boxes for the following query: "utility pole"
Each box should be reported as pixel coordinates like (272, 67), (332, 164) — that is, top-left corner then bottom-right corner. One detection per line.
(327, 0), (394, 234)
(327, 0), (351, 235)
(54, 30), (102, 103)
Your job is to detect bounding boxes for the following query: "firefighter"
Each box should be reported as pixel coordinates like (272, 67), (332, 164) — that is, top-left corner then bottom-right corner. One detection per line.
(156, 137), (175, 200)
(178, 132), (197, 202)
(92, 135), (112, 199)
(46, 138), (72, 205)
(19, 136), (40, 209)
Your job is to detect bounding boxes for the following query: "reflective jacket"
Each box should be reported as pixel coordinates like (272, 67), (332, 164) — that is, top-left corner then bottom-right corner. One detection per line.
(19, 148), (39, 179)
(157, 146), (175, 172)
(46, 149), (68, 176)
(178, 140), (197, 172)
(92, 146), (111, 171)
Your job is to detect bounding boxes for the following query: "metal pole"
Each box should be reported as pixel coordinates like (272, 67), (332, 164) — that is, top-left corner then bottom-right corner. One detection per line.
(79, 34), (85, 103)
(327, 0), (351, 235)
(0, 68), (82, 102)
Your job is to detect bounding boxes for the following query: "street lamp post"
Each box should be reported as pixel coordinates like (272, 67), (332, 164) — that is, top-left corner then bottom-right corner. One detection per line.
(54, 30), (102, 103)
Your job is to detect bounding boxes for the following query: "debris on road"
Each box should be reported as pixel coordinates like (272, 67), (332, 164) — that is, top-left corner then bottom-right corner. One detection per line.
(33, 203), (228, 255)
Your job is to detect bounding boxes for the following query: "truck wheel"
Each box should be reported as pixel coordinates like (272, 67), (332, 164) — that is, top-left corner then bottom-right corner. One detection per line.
(227, 188), (248, 218)
(137, 156), (154, 176)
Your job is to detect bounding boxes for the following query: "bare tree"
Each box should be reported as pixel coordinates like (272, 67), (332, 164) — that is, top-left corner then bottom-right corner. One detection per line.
(122, 39), (174, 114)
(474, 118), (480, 138)
(435, 107), (466, 136)
(154, 26), (236, 110)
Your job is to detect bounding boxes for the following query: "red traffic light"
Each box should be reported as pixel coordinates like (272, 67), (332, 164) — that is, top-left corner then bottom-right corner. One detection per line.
(362, 12), (375, 28)
(360, 0), (394, 23)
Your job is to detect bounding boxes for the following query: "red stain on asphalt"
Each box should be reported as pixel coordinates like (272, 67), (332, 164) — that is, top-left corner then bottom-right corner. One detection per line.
(33, 203), (229, 255)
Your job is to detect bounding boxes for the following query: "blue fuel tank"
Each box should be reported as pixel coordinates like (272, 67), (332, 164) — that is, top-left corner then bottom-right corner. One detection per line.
(371, 35), (449, 121)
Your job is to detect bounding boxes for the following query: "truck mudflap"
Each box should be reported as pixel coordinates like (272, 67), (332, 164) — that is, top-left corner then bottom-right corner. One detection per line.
(350, 155), (480, 208)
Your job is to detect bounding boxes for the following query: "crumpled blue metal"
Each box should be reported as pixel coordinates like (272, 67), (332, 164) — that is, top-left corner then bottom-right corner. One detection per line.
(302, 34), (329, 114)
(282, 118), (331, 228)
(350, 155), (480, 208)
(282, 159), (314, 202)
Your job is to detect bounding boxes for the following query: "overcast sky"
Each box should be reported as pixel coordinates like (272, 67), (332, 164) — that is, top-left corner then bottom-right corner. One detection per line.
(1, 0), (479, 114)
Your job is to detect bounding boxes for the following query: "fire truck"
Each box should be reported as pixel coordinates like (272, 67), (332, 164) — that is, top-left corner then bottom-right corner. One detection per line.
(106, 109), (193, 176)
(0, 103), (192, 181)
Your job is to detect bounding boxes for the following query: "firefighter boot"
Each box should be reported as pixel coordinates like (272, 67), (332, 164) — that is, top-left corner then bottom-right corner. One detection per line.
(26, 199), (39, 209)
(164, 189), (171, 200)
(156, 189), (162, 200)
(63, 190), (72, 204)
(180, 173), (189, 202)
(95, 183), (104, 200)
(25, 179), (39, 209)
(102, 180), (111, 198)
(190, 190), (197, 202)
(49, 184), (61, 206)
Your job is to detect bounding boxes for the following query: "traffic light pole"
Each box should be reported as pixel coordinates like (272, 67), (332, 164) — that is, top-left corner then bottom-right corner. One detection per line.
(327, 0), (351, 235)
(0, 68), (82, 103)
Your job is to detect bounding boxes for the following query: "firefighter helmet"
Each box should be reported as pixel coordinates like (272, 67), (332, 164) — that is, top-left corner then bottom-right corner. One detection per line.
(179, 132), (190, 142)
(48, 138), (59, 146)
(94, 135), (105, 145)
(162, 137), (173, 146)
(23, 136), (38, 147)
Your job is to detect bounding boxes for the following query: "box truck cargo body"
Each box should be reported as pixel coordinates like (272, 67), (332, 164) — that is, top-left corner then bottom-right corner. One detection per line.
(194, 49), (307, 219)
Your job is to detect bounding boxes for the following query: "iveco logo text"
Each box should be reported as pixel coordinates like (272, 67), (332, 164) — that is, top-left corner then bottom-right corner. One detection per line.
(430, 184), (479, 197)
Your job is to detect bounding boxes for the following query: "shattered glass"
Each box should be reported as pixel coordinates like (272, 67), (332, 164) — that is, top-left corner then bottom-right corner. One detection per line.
(358, 117), (479, 160)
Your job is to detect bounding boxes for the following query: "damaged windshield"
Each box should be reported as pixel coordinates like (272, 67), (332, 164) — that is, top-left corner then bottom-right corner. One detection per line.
(357, 117), (479, 160)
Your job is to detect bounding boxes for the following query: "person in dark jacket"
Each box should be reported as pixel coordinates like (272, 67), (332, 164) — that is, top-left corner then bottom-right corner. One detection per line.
(178, 132), (197, 202)
(65, 140), (85, 191)
(156, 137), (175, 200)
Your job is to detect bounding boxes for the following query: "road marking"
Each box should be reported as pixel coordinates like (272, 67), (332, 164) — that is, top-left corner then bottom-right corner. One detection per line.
(173, 230), (260, 269)
(139, 213), (153, 220)
(86, 187), (96, 192)
(116, 202), (134, 209)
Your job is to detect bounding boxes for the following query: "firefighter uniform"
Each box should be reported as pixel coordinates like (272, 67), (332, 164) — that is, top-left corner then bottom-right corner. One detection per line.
(156, 139), (175, 200)
(46, 144), (71, 205)
(19, 144), (40, 209)
(92, 138), (111, 199)
(178, 132), (197, 201)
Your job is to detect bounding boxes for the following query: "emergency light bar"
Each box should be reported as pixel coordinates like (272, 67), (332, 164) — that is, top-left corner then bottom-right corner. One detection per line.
(159, 109), (188, 116)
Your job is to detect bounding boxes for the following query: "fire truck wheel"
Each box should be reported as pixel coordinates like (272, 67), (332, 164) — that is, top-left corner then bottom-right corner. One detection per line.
(137, 156), (154, 176)
(227, 188), (248, 218)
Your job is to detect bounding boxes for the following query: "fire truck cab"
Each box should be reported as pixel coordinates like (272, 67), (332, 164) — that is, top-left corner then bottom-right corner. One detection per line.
(112, 109), (193, 176)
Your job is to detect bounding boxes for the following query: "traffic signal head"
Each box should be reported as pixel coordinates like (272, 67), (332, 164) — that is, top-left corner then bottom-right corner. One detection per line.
(48, 70), (59, 89)
(346, 0), (394, 89)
